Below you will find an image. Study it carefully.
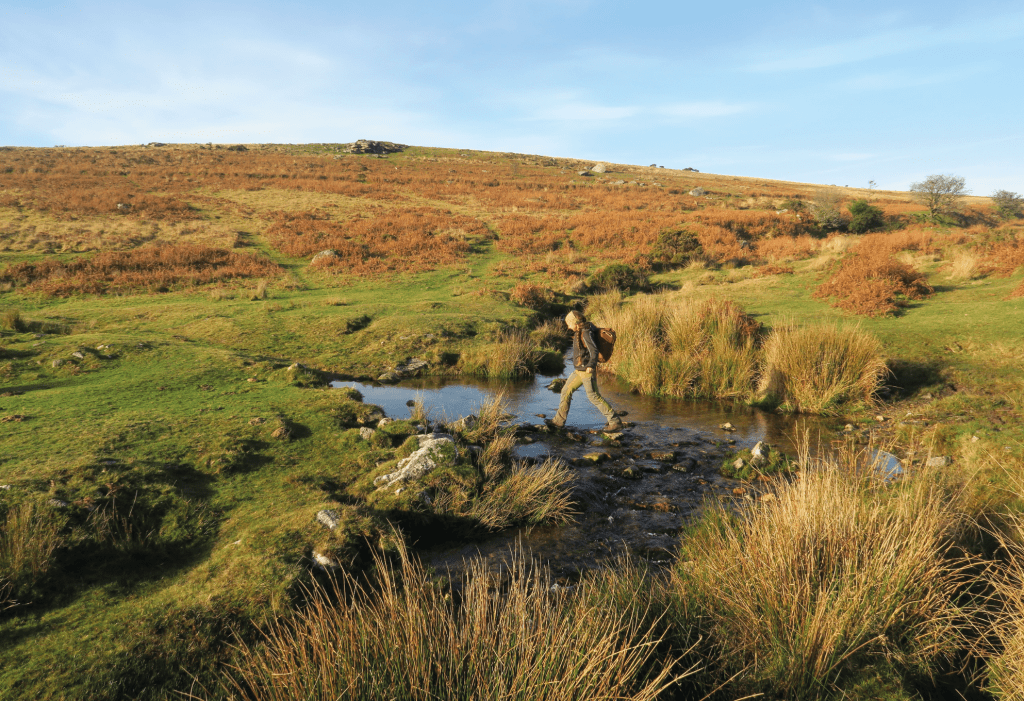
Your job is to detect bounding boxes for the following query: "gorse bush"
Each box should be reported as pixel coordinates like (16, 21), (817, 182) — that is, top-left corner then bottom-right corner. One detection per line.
(847, 199), (885, 233)
(219, 545), (678, 701)
(759, 321), (888, 414)
(649, 228), (702, 268)
(586, 263), (649, 292)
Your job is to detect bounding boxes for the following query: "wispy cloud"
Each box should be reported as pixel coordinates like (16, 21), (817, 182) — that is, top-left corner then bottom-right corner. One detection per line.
(747, 10), (1024, 72)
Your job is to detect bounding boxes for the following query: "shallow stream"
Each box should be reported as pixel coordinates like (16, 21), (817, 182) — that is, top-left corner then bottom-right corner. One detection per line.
(332, 355), (842, 582)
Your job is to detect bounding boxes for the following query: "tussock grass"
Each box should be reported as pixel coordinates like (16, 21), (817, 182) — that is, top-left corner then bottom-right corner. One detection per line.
(462, 328), (536, 379)
(0, 307), (24, 332)
(467, 457), (576, 529)
(983, 461), (1024, 700)
(676, 455), (973, 697)
(946, 249), (984, 281)
(217, 544), (678, 701)
(759, 321), (888, 414)
(590, 292), (760, 400)
(0, 502), (66, 606)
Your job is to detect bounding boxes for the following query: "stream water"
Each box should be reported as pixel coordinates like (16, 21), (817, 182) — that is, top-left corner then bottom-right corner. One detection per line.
(331, 355), (845, 582)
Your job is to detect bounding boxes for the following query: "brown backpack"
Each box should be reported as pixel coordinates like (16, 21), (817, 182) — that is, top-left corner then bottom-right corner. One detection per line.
(594, 326), (616, 363)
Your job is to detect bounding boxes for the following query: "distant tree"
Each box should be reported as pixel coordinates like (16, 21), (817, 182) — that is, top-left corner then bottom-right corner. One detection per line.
(810, 188), (846, 231)
(847, 199), (885, 233)
(909, 174), (969, 218)
(992, 189), (1023, 219)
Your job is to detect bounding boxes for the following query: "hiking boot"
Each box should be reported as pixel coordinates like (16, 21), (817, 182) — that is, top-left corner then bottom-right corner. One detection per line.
(602, 417), (624, 433)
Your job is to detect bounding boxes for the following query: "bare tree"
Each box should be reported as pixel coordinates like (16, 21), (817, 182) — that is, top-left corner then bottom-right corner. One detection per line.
(909, 174), (969, 218)
(810, 188), (846, 231)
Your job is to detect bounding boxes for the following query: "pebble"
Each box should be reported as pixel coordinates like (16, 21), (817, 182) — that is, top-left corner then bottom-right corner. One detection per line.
(718, 422), (736, 432)
(316, 509), (341, 530)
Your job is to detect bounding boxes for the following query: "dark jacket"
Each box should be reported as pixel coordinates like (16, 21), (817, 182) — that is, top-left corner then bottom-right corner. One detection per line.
(572, 323), (600, 371)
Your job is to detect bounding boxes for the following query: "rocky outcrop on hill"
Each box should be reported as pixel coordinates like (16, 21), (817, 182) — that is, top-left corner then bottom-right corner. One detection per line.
(345, 140), (408, 155)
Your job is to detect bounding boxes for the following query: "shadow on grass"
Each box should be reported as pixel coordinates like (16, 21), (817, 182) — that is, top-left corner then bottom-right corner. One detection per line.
(887, 357), (947, 399)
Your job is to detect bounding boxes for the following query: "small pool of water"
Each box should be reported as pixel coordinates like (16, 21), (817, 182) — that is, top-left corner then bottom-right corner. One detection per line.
(331, 354), (837, 456)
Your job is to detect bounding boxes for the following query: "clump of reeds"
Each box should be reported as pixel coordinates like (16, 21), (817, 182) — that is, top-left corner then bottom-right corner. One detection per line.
(218, 544), (678, 701)
(1, 308), (25, 332)
(591, 293), (760, 400)
(0, 502), (66, 606)
(462, 328), (536, 379)
(675, 454), (972, 697)
(981, 461), (1024, 699)
(758, 321), (888, 414)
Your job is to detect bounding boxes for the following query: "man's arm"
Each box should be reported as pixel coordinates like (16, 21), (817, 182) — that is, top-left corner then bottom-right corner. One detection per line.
(581, 325), (599, 372)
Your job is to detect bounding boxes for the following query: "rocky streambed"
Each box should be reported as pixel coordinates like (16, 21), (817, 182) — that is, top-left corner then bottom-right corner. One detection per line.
(332, 354), (841, 582)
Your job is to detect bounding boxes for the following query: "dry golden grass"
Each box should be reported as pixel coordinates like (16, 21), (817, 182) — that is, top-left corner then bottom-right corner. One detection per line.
(0, 502), (66, 606)
(591, 293), (760, 399)
(678, 453), (973, 697)
(759, 321), (888, 414)
(217, 544), (679, 701)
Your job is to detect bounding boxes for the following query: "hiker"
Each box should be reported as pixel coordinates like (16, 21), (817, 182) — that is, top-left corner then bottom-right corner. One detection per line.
(548, 310), (623, 432)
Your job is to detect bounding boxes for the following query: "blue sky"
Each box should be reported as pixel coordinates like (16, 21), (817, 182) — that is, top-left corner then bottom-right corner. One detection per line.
(2, 1), (1022, 192)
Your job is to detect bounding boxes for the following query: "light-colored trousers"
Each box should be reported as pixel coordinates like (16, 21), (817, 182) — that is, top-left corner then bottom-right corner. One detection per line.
(554, 369), (616, 424)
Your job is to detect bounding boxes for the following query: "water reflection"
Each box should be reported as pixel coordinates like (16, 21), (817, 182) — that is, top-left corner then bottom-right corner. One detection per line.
(330, 355), (838, 455)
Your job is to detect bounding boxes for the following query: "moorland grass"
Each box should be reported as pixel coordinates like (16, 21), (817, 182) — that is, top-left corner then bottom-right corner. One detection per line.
(2, 144), (1024, 700)
(215, 544), (680, 701)
(759, 321), (888, 414)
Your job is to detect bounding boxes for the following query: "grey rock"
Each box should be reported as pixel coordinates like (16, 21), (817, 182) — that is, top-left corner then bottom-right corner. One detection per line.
(312, 549), (341, 570)
(374, 434), (456, 488)
(577, 170), (591, 176)
(378, 357), (429, 383)
(590, 163), (607, 173)
(345, 139), (408, 155)
(683, 167), (699, 172)
(51, 359), (63, 368)
(718, 422), (736, 432)
(689, 187), (706, 196)
(750, 441), (770, 468)
(359, 427), (376, 440)
(582, 451), (611, 464)
(48, 498), (68, 509)
(732, 458), (745, 471)
(71, 351), (85, 359)
(546, 378), (566, 392)
(926, 456), (951, 468)
(311, 250), (340, 264)
(377, 417), (394, 429)
(316, 509), (342, 530)
(450, 414), (477, 432)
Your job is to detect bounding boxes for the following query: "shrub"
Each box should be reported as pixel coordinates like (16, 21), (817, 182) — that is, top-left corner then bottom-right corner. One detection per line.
(586, 263), (648, 292)
(758, 321), (888, 414)
(221, 545), (678, 701)
(1, 307), (25, 332)
(676, 459), (970, 698)
(810, 188), (846, 231)
(992, 189), (1024, 220)
(649, 229), (702, 268)
(509, 282), (554, 309)
(847, 199), (885, 233)
(813, 250), (933, 316)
